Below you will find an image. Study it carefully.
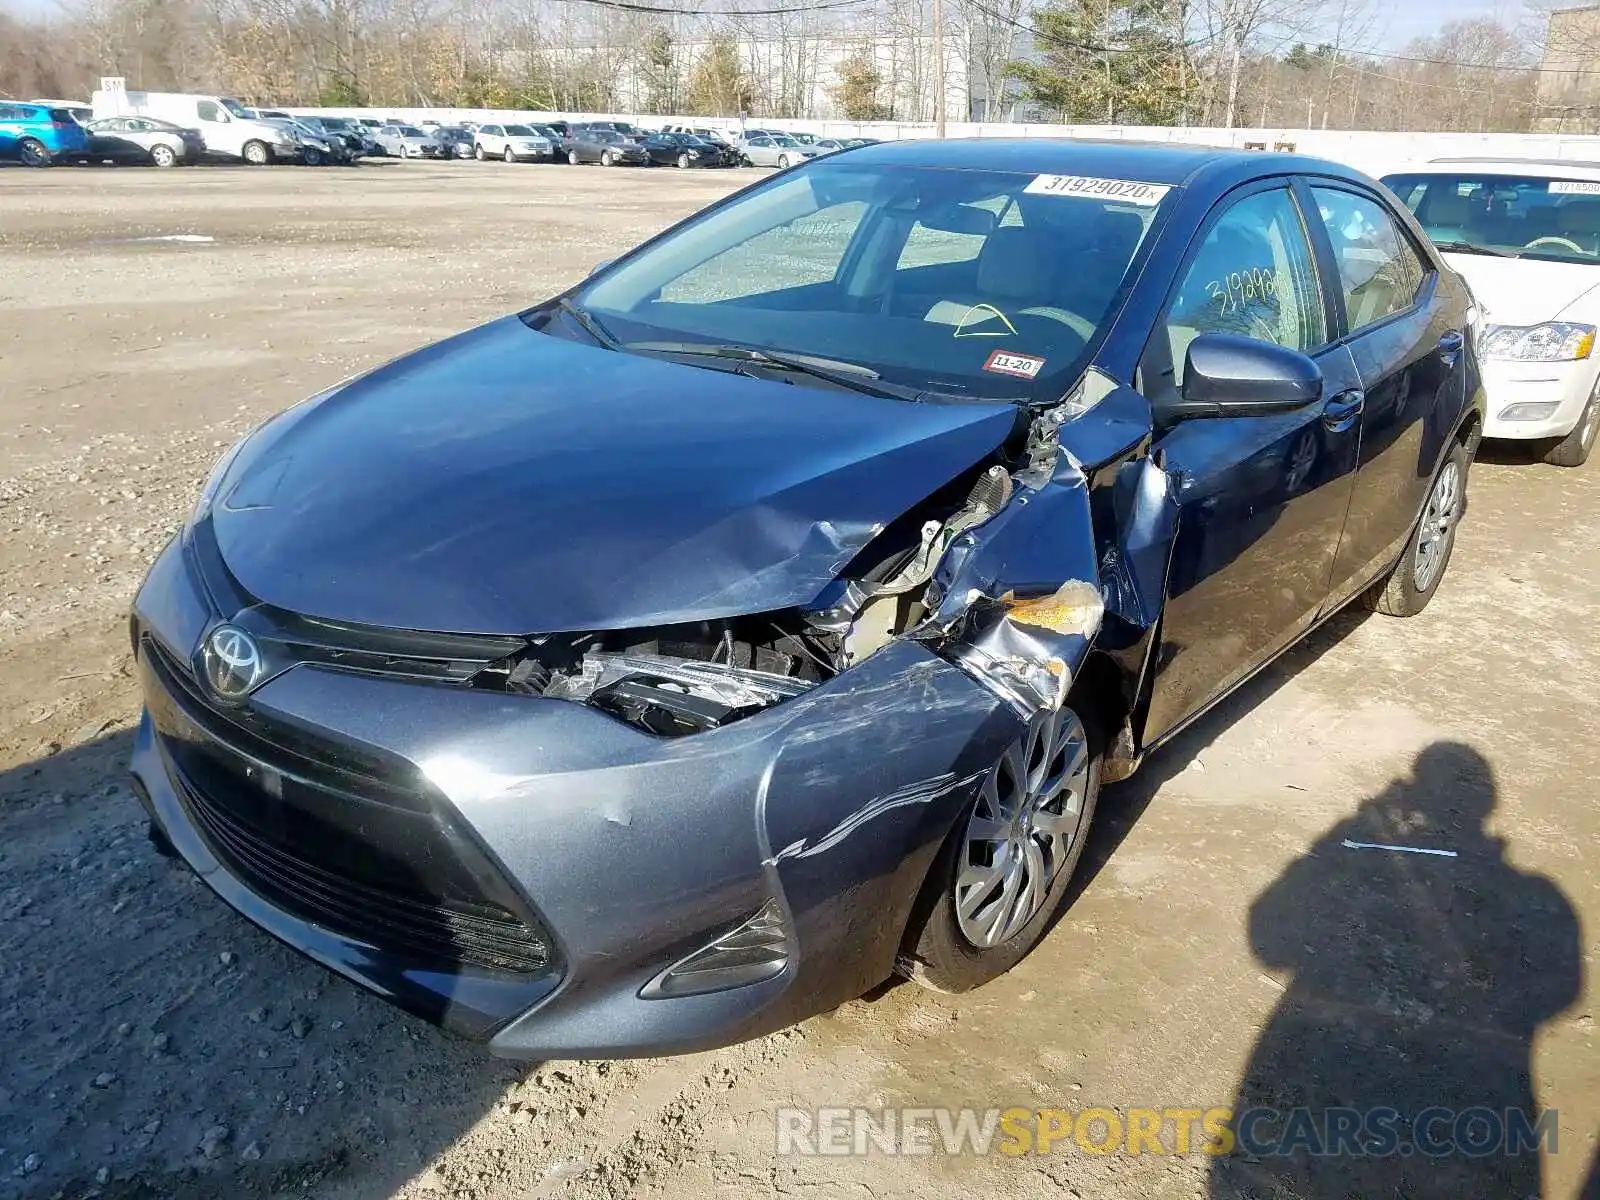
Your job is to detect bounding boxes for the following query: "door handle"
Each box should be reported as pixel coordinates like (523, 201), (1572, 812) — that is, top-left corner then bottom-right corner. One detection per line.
(1437, 329), (1464, 364)
(1322, 389), (1364, 430)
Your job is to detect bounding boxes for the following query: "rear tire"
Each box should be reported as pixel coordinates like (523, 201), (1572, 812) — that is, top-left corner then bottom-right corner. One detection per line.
(1364, 439), (1471, 617)
(1543, 383), (1599, 467)
(150, 144), (177, 168)
(898, 703), (1101, 994)
(241, 140), (270, 165)
(18, 138), (50, 167)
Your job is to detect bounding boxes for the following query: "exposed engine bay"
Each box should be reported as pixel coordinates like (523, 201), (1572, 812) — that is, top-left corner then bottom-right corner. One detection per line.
(468, 394), (1144, 738)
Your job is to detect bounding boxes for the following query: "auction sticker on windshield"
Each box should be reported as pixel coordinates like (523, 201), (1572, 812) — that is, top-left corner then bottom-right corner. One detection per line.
(1024, 175), (1171, 205)
(1549, 180), (1600, 195)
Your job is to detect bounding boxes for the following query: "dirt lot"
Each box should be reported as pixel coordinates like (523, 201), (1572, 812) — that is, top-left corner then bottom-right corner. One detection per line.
(1, 160), (1597, 1200)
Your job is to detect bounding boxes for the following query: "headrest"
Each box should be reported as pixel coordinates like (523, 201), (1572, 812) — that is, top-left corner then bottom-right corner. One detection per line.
(976, 227), (1059, 301)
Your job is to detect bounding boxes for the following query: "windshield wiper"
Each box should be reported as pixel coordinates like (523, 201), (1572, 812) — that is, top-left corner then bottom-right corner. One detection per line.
(1431, 240), (1512, 258)
(557, 296), (620, 350)
(623, 340), (925, 401)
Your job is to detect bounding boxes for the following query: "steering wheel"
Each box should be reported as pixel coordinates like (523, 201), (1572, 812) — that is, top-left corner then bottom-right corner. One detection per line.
(1016, 305), (1098, 341)
(1523, 235), (1585, 254)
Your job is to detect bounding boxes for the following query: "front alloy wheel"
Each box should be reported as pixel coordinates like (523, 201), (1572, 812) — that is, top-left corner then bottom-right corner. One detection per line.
(19, 138), (50, 167)
(955, 709), (1091, 948)
(899, 703), (1102, 993)
(150, 144), (177, 168)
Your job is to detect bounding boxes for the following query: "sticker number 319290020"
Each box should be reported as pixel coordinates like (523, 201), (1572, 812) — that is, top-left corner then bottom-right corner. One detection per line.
(1024, 175), (1171, 206)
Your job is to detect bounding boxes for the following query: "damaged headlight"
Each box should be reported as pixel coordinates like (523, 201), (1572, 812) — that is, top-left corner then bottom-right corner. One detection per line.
(542, 652), (813, 736)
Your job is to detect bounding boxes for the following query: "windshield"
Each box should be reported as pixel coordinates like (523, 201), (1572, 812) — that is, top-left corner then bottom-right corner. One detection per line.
(594, 131), (622, 143)
(220, 98), (252, 118)
(771, 136), (801, 148)
(576, 162), (1169, 401)
(394, 125), (425, 137)
(504, 124), (535, 136)
(1385, 172), (1600, 264)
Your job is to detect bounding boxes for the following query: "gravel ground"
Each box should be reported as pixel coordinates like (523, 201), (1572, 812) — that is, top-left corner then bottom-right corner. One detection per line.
(1, 159), (1597, 1200)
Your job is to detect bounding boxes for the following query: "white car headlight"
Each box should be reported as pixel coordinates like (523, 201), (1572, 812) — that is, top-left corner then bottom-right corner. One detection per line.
(1482, 321), (1596, 362)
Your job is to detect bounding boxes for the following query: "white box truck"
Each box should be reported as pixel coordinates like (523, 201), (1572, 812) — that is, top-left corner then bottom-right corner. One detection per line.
(89, 89), (303, 164)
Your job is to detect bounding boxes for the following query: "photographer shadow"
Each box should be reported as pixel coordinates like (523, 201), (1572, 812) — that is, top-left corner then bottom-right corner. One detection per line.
(1210, 742), (1581, 1199)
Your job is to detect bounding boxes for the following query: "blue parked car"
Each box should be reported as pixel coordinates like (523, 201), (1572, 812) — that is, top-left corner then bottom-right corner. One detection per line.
(0, 102), (90, 166)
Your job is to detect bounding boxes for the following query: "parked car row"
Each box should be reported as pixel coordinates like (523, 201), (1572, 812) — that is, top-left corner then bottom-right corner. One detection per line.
(4, 94), (884, 172)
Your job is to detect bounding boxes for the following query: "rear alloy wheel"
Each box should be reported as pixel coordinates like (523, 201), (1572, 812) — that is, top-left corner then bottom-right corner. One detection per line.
(1365, 439), (1471, 616)
(241, 140), (270, 165)
(18, 138), (50, 167)
(1544, 378), (1600, 467)
(503, 146), (516, 163)
(899, 704), (1101, 993)
(150, 143), (177, 168)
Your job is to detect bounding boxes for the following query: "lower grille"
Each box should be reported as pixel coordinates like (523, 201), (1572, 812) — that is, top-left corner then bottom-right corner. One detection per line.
(178, 770), (550, 974)
(141, 637), (552, 977)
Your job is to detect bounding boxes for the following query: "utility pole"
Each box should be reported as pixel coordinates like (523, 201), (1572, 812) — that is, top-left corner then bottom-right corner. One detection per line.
(933, 0), (947, 137)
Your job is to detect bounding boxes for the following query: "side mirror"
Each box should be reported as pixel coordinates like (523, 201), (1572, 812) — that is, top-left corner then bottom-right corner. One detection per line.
(1172, 332), (1322, 419)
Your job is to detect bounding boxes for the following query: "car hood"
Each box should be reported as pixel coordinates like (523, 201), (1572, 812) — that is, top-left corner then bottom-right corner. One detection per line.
(210, 316), (1019, 636)
(1442, 252), (1600, 325)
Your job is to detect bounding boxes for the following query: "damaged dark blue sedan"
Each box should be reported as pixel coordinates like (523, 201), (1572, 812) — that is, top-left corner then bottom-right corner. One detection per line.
(129, 140), (1483, 1058)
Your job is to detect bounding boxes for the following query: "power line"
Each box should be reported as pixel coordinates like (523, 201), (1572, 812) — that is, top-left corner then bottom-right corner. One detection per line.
(553, 0), (872, 15)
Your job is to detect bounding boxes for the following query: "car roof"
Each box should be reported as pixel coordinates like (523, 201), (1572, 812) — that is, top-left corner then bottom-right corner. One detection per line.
(1388, 158), (1600, 181)
(835, 137), (1364, 189)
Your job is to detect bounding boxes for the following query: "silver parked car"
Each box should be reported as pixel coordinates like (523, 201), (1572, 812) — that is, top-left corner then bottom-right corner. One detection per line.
(84, 116), (205, 167)
(374, 123), (446, 159)
(473, 123), (554, 162)
(738, 134), (817, 169)
(431, 125), (475, 159)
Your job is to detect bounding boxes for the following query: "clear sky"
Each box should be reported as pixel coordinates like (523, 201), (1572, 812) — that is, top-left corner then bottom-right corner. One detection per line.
(1305, 0), (1541, 51)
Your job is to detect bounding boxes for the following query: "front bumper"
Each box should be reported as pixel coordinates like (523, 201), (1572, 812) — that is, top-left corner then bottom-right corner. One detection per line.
(129, 533), (1016, 1057)
(1480, 356), (1599, 440)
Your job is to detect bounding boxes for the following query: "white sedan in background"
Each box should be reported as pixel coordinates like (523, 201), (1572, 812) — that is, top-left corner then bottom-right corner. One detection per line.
(1384, 158), (1600, 466)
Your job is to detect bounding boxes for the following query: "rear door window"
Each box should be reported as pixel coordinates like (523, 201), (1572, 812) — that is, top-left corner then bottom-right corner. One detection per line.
(1309, 187), (1428, 334)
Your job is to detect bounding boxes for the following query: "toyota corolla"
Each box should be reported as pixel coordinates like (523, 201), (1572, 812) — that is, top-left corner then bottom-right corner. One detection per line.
(130, 140), (1483, 1058)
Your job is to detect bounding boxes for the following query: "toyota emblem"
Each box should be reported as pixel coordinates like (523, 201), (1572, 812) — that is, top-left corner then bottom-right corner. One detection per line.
(200, 624), (264, 701)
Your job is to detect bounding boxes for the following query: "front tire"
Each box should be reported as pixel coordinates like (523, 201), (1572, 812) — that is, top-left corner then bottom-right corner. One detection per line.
(777, 153), (790, 169)
(602, 149), (615, 166)
(1364, 439), (1470, 617)
(150, 143), (177, 168)
(503, 146), (516, 163)
(568, 149), (580, 165)
(474, 143), (485, 160)
(241, 140), (270, 165)
(677, 152), (691, 169)
(899, 704), (1101, 993)
(18, 138), (50, 167)
(1544, 381), (1599, 467)
(301, 146), (323, 166)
